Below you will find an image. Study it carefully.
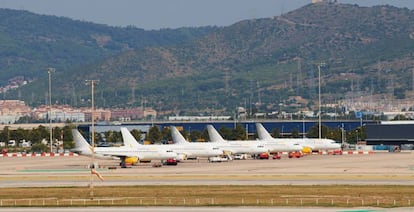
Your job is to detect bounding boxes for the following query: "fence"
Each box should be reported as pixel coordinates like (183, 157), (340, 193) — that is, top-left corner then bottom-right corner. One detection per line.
(0, 197), (412, 207)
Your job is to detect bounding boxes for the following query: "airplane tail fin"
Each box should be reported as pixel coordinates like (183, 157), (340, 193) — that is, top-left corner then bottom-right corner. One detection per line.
(71, 129), (92, 155)
(255, 123), (274, 140)
(120, 127), (141, 148)
(206, 125), (226, 142)
(170, 126), (188, 144)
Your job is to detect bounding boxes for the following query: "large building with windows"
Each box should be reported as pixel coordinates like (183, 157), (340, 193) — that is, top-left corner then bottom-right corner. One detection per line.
(366, 121), (414, 145)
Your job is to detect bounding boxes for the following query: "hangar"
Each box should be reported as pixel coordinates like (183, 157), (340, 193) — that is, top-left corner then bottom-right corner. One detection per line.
(365, 121), (414, 145)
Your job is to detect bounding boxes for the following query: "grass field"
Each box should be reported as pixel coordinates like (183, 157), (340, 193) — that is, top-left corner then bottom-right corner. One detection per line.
(1, 185), (414, 207)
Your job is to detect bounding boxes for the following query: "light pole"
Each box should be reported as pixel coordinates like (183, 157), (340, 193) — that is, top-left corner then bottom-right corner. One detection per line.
(356, 129), (359, 143)
(317, 63), (325, 141)
(302, 115), (305, 139)
(85, 79), (98, 199)
(341, 123), (345, 148)
(47, 68), (55, 153)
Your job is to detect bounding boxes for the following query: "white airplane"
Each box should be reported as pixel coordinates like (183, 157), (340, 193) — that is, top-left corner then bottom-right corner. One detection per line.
(209, 125), (302, 152)
(169, 126), (224, 159)
(206, 125), (269, 155)
(71, 129), (177, 166)
(255, 123), (341, 152)
(121, 127), (223, 161)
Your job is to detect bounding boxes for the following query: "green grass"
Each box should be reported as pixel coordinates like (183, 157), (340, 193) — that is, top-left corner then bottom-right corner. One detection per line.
(0, 185), (413, 207)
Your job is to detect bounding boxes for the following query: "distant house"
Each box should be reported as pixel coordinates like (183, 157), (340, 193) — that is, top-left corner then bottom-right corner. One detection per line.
(0, 100), (31, 124)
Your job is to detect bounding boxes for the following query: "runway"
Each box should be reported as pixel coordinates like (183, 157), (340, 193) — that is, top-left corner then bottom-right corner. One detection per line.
(1, 152), (413, 187)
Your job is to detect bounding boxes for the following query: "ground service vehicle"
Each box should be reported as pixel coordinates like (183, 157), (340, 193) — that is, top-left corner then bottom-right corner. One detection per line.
(234, 154), (248, 160)
(288, 151), (302, 158)
(259, 152), (269, 159)
(208, 156), (229, 162)
(272, 153), (281, 160)
(164, 158), (178, 165)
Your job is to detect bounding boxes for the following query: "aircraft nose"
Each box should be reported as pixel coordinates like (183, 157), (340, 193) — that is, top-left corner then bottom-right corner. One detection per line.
(333, 143), (341, 148)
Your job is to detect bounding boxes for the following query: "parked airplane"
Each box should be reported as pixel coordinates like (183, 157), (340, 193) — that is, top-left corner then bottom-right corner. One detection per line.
(206, 125), (269, 155)
(255, 123), (341, 152)
(169, 126), (225, 159)
(71, 129), (177, 166)
(207, 126), (302, 152)
(121, 127), (223, 161)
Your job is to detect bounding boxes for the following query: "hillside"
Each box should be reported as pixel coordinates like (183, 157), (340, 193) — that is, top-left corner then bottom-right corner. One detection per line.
(9, 3), (414, 117)
(0, 8), (217, 84)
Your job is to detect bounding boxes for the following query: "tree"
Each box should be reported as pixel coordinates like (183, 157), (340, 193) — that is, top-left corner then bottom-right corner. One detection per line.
(15, 115), (37, 124)
(307, 124), (331, 139)
(104, 131), (122, 144)
(130, 129), (142, 142)
(147, 126), (162, 144)
(0, 126), (10, 146)
(36, 125), (50, 141)
(330, 127), (343, 142)
(161, 127), (172, 141)
(29, 127), (45, 145)
(61, 125), (75, 142)
(180, 130), (190, 142)
(31, 143), (48, 153)
(10, 128), (29, 143)
(232, 124), (247, 140)
(392, 114), (410, 120)
(61, 125), (75, 149)
(202, 128), (210, 141)
(291, 128), (300, 138)
(94, 132), (104, 144)
(53, 127), (63, 142)
(219, 126), (232, 140)
(347, 126), (366, 143)
(271, 128), (280, 138)
(190, 129), (203, 142)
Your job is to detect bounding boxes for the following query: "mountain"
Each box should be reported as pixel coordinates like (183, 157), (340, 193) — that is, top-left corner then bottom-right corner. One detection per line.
(7, 2), (414, 117)
(0, 8), (218, 84)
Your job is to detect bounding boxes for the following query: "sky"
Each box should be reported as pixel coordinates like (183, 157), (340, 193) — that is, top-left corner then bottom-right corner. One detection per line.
(1, 0), (414, 30)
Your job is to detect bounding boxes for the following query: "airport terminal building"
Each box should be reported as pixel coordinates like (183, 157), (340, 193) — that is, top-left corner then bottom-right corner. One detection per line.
(366, 121), (414, 145)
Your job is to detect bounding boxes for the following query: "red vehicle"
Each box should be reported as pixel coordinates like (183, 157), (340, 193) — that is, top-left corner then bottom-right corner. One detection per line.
(164, 158), (178, 165)
(259, 152), (269, 159)
(288, 151), (301, 158)
(272, 154), (281, 160)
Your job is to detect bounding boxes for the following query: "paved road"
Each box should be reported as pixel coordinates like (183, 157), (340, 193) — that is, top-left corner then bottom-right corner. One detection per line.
(1, 152), (414, 187)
